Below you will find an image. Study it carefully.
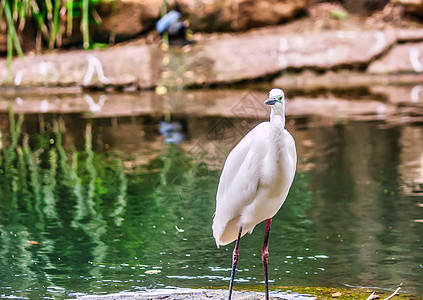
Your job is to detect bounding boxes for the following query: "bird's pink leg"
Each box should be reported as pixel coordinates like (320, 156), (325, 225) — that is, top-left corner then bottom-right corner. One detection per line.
(228, 226), (242, 300)
(262, 218), (272, 300)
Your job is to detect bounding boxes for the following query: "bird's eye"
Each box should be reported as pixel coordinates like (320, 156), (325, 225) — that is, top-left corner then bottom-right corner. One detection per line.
(277, 96), (282, 103)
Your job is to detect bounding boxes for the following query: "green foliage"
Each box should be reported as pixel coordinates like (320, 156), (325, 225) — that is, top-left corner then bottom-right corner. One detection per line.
(329, 8), (348, 20)
(0, 0), (107, 77)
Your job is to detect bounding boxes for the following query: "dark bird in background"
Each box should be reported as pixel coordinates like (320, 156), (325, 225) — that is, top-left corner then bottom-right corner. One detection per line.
(156, 10), (191, 46)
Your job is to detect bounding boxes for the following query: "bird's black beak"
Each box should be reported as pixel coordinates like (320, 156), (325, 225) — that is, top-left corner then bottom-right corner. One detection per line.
(264, 97), (278, 106)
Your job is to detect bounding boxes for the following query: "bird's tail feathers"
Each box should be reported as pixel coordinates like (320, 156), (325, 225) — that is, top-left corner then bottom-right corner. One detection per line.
(212, 221), (223, 248)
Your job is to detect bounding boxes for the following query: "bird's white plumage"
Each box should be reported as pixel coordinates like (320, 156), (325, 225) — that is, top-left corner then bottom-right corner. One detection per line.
(212, 88), (297, 247)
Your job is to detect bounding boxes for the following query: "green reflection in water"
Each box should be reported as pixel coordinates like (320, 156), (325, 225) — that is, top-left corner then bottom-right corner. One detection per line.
(0, 110), (314, 299)
(0, 110), (422, 299)
(0, 111), (129, 297)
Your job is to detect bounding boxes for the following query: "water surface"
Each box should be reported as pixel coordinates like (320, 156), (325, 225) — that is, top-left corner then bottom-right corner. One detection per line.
(0, 91), (422, 299)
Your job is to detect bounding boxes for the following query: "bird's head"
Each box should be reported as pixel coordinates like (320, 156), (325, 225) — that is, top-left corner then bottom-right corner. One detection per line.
(264, 88), (284, 106)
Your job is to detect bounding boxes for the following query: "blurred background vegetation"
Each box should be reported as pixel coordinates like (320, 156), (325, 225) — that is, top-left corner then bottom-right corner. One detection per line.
(0, 0), (108, 69)
(0, 0), (99, 57)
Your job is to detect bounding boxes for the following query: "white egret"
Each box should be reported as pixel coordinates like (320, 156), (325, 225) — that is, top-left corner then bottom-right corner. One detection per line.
(212, 88), (297, 300)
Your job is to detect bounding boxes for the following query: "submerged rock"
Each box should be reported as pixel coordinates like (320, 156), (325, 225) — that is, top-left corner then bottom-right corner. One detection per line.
(70, 288), (315, 299)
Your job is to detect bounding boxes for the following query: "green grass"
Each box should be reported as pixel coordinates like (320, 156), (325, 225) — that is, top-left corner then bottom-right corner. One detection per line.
(0, 0), (109, 80)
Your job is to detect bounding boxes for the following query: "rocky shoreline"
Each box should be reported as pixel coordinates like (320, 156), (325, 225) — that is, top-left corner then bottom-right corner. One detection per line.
(1, 11), (423, 92)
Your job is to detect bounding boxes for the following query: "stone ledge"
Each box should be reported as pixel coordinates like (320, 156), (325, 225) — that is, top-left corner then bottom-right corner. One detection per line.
(2, 27), (423, 90)
(0, 44), (153, 88)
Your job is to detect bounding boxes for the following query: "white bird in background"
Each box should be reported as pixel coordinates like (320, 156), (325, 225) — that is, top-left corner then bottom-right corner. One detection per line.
(212, 88), (297, 300)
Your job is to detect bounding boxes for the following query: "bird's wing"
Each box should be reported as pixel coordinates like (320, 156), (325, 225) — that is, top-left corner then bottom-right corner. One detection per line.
(212, 122), (270, 246)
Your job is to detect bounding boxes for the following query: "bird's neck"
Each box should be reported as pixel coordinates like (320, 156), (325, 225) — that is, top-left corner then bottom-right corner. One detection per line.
(270, 104), (286, 128)
(269, 105), (286, 162)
